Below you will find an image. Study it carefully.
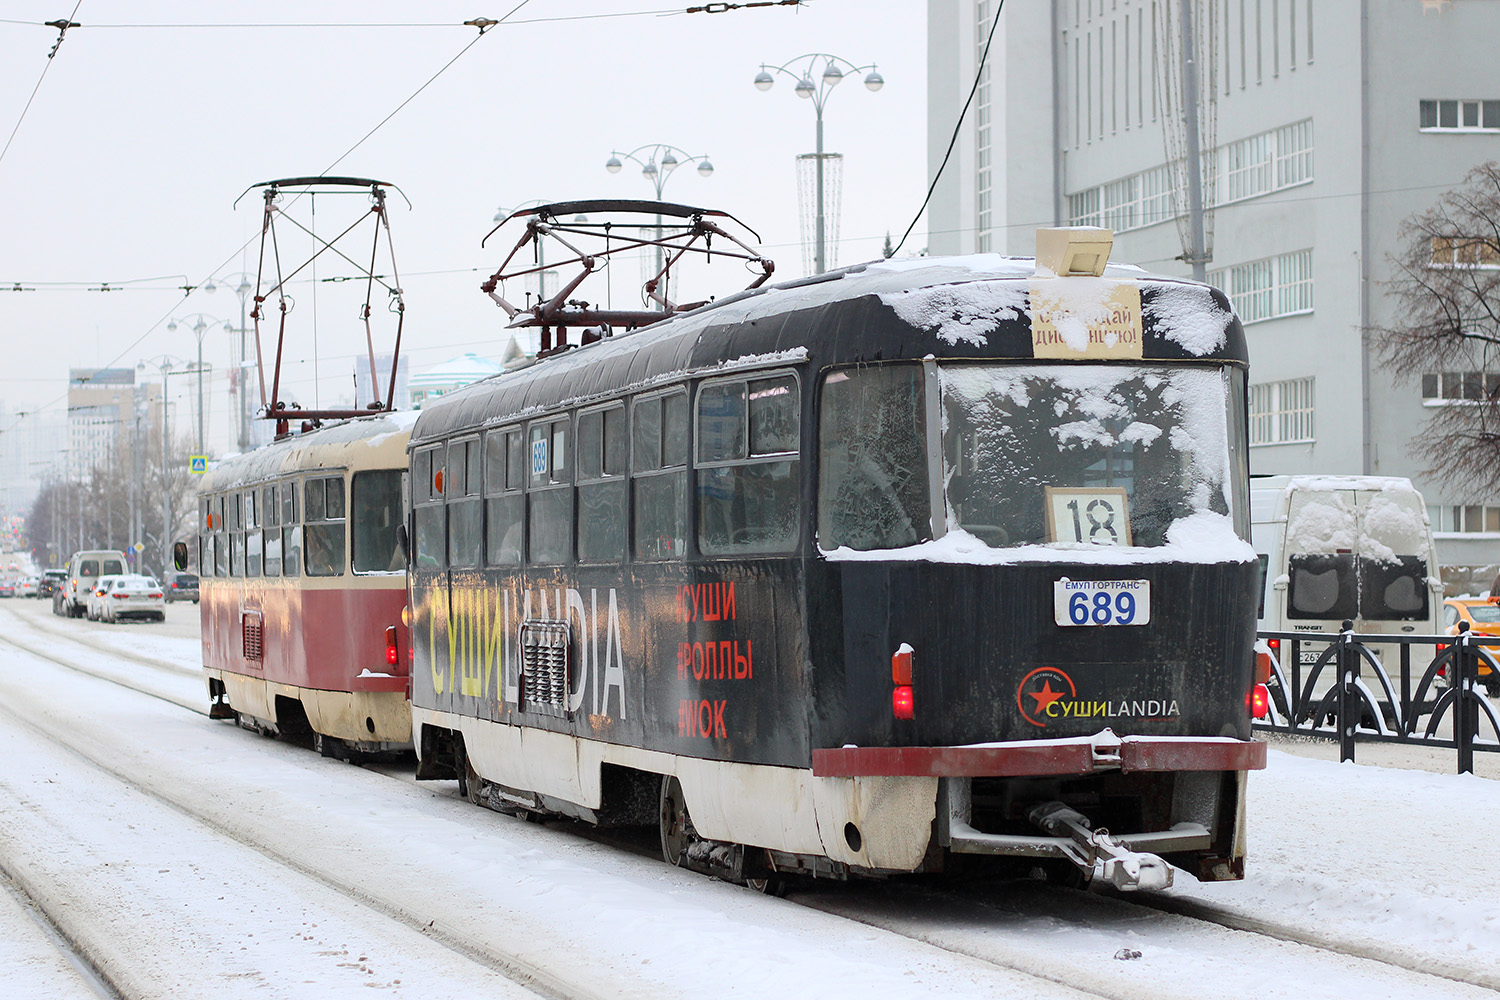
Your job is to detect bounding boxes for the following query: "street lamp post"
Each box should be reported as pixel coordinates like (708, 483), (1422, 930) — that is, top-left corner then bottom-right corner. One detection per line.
(166, 314), (229, 454)
(754, 54), (884, 275)
(205, 273), (256, 449)
(139, 355), (203, 578)
(604, 144), (714, 279)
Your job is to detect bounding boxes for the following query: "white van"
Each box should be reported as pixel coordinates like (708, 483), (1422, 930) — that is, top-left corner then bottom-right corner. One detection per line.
(55, 549), (128, 619)
(1251, 476), (1443, 699)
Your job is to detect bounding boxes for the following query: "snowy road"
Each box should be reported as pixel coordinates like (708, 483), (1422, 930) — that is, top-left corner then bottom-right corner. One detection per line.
(0, 597), (1497, 999)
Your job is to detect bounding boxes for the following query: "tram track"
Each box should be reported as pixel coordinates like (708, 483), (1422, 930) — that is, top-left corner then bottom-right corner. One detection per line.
(0, 862), (125, 999)
(3, 604), (1492, 999)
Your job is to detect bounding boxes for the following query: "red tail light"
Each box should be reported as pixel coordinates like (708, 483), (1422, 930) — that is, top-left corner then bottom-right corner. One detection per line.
(148, 592), (162, 598)
(1436, 643), (1447, 651)
(892, 685), (914, 720)
(1251, 684), (1270, 719)
(385, 625), (399, 667)
(1267, 638), (1280, 652)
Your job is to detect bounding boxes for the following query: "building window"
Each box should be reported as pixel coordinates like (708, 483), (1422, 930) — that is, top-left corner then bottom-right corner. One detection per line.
(1067, 120), (1312, 231)
(1420, 99), (1500, 133)
(1249, 377), (1314, 445)
(1430, 236), (1500, 268)
(1208, 249), (1313, 324)
(1430, 504), (1500, 534)
(1421, 371), (1500, 403)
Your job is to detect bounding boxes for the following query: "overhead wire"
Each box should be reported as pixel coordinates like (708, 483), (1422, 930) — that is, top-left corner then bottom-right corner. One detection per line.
(891, 0), (1002, 258)
(0, 1), (84, 173)
(0, 3), (533, 441)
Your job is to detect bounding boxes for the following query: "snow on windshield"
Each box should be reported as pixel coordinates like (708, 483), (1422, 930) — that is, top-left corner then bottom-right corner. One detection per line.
(935, 363), (1245, 556)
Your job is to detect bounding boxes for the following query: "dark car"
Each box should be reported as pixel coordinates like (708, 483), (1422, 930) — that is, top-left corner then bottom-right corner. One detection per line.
(164, 572), (199, 604)
(38, 569), (67, 599)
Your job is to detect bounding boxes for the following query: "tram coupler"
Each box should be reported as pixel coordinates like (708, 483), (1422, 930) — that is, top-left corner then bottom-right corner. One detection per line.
(1026, 802), (1173, 892)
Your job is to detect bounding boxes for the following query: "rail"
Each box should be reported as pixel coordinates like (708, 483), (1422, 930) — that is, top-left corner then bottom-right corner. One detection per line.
(1254, 622), (1500, 774)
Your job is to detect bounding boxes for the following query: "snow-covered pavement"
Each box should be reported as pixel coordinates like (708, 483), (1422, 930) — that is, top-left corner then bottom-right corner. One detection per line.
(1, 596), (1498, 999)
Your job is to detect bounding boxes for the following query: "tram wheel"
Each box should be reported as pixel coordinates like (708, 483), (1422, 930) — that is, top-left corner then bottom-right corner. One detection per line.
(745, 872), (790, 897)
(462, 749), (484, 807)
(659, 775), (695, 867)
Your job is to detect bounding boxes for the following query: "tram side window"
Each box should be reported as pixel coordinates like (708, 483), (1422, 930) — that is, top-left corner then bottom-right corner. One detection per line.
(352, 470), (404, 572)
(818, 364), (931, 551)
(199, 498), (213, 577)
(447, 438), (482, 569)
(633, 391), (689, 561)
(697, 374), (801, 556)
(304, 476), (346, 576)
(528, 417), (572, 564)
(229, 492), (246, 577)
(214, 494), (229, 577)
(245, 488), (262, 578)
(262, 484), (281, 576)
(485, 428), (524, 567)
(413, 446), (446, 571)
(578, 405), (627, 563)
(281, 481), (301, 578)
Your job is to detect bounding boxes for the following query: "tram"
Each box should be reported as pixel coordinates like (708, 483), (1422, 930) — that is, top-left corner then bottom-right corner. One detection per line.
(193, 412), (416, 758)
(404, 223), (1265, 891)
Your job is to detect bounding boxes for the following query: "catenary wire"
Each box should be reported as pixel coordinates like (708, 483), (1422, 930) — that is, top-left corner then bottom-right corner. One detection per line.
(0, 1), (84, 173)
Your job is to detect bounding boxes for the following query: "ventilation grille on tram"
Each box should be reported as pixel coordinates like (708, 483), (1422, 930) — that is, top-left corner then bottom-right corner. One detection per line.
(242, 611), (264, 662)
(520, 619), (571, 717)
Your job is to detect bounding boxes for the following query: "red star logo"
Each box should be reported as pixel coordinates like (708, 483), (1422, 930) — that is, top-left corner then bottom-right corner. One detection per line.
(1029, 680), (1066, 714)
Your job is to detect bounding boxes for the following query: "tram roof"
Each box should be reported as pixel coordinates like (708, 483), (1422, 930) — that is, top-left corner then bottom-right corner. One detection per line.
(411, 254), (1245, 446)
(199, 410), (419, 492)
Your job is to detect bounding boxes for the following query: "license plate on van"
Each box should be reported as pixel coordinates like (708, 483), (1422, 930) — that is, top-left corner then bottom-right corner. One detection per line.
(1054, 580), (1151, 626)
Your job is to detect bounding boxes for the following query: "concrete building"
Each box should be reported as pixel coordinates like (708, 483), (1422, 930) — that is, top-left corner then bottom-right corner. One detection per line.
(67, 369), (161, 474)
(927, 0), (1500, 582)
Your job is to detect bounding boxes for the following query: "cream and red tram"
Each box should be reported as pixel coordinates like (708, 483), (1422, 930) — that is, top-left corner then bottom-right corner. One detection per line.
(408, 238), (1265, 890)
(197, 413), (416, 757)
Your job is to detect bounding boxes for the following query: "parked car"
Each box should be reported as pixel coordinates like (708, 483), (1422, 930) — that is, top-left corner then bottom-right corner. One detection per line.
(91, 574), (165, 623)
(17, 576), (38, 598)
(164, 572), (199, 604)
(38, 569), (67, 599)
(56, 550), (128, 618)
(1442, 597), (1500, 695)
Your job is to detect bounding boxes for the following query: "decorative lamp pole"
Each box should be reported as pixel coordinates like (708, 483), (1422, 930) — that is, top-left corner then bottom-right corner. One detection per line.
(166, 314), (229, 453)
(754, 54), (883, 274)
(204, 273), (256, 449)
(604, 144), (714, 276)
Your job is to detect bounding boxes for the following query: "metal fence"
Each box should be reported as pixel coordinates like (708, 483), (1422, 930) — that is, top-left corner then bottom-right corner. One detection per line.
(1254, 622), (1500, 774)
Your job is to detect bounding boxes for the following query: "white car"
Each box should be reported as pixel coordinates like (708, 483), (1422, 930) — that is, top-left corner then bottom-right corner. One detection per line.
(90, 574), (166, 623)
(17, 576), (39, 598)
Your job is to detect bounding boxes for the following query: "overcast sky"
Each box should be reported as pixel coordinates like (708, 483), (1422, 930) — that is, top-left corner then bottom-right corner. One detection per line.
(0, 0), (927, 453)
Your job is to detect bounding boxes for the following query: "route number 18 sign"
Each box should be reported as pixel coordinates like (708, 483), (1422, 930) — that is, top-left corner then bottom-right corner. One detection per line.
(1044, 487), (1133, 546)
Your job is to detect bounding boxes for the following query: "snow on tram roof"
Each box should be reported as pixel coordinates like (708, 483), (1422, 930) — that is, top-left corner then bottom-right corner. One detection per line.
(410, 254), (1241, 445)
(200, 411), (417, 489)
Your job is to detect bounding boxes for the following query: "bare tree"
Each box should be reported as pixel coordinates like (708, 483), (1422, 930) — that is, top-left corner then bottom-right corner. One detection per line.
(1373, 162), (1500, 496)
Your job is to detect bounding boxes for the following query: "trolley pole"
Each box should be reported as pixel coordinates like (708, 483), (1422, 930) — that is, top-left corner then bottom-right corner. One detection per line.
(1178, 0), (1208, 282)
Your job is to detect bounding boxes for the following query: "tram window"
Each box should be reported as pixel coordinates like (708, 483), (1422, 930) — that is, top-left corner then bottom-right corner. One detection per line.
(262, 486), (278, 529)
(697, 374), (801, 556)
(304, 475), (346, 577)
(414, 504), (446, 571)
(528, 418), (572, 565)
(485, 428), (524, 566)
(230, 531), (245, 578)
(281, 481), (296, 525)
(578, 405), (627, 563)
(283, 524), (302, 578)
(352, 470), (404, 573)
(214, 530), (229, 577)
(264, 521), (282, 577)
(818, 364), (931, 551)
(246, 527), (262, 577)
(634, 389), (689, 561)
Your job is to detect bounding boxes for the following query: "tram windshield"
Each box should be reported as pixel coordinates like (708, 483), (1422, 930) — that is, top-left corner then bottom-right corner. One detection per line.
(818, 362), (1248, 553)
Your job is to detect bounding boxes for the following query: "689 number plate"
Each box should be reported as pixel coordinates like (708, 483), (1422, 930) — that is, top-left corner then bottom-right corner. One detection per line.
(1053, 579), (1151, 626)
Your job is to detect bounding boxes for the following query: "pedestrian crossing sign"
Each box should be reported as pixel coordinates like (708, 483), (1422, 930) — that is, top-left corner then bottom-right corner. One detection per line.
(189, 455), (208, 474)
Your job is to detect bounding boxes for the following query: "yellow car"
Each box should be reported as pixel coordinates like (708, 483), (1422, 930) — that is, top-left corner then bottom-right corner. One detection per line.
(1442, 598), (1500, 695)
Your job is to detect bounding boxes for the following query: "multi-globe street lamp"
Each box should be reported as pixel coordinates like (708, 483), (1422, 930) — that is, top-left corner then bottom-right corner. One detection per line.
(203, 273), (256, 450)
(605, 144), (714, 278)
(753, 54), (884, 275)
(137, 354), (206, 577)
(165, 313), (230, 453)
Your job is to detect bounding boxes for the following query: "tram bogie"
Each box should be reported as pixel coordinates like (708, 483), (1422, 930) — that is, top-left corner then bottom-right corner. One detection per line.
(405, 225), (1267, 891)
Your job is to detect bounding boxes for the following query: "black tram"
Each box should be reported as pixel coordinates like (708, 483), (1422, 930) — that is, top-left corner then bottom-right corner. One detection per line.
(407, 226), (1265, 891)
